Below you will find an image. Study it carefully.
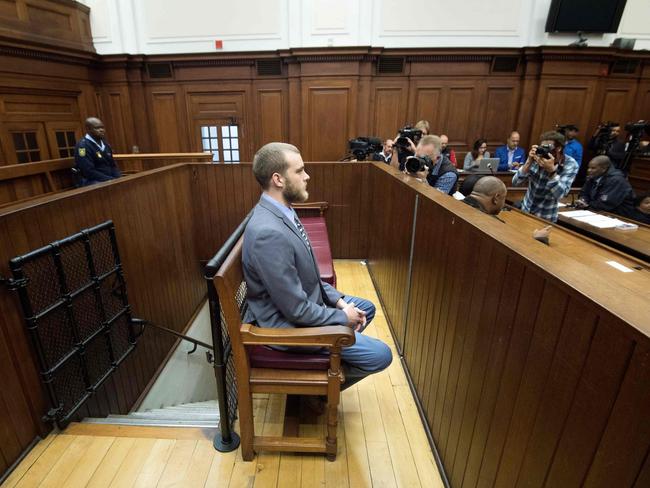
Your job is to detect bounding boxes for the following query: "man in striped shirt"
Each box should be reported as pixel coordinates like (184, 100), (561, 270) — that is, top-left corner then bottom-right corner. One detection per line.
(512, 131), (578, 222)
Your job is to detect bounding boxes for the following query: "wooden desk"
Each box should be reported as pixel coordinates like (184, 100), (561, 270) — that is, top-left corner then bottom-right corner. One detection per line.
(556, 208), (650, 263)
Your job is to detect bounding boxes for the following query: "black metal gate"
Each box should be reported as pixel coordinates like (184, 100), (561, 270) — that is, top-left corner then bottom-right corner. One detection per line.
(8, 221), (138, 428)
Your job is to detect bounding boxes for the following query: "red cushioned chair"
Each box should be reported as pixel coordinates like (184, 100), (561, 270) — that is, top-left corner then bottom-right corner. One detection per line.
(293, 201), (336, 287)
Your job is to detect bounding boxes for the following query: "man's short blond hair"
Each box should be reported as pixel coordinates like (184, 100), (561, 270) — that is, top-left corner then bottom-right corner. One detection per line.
(419, 134), (441, 153)
(252, 142), (300, 189)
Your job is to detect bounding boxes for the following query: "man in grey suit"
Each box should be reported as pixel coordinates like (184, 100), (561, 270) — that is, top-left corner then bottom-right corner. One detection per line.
(243, 142), (392, 390)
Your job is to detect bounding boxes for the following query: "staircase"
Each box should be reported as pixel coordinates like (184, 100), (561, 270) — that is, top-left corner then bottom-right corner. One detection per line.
(82, 400), (220, 428)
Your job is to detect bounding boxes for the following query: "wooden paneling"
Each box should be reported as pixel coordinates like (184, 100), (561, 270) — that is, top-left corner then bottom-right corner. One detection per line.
(0, 153), (212, 207)
(483, 84), (519, 146)
(445, 87), (475, 144)
(255, 84), (287, 146)
(0, 0), (94, 52)
(630, 157), (650, 194)
(192, 162), (372, 262)
(410, 84), (444, 131)
(301, 80), (357, 161)
(370, 83), (408, 141)
(367, 168), (416, 351)
(532, 82), (595, 140)
(2, 42), (650, 162)
(0, 163), (207, 476)
(368, 163), (650, 488)
(151, 91), (183, 153)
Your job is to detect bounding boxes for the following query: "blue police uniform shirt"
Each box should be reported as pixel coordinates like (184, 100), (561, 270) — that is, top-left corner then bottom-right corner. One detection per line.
(74, 135), (121, 185)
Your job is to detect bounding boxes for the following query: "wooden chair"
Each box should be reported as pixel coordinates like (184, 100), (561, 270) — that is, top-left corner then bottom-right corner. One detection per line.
(213, 236), (355, 461)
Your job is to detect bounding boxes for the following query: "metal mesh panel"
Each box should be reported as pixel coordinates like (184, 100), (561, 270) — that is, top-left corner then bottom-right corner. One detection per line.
(59, 239), (91, 292)
(89, 231), (117, 276)
(50, 355), (88, 420)
(110, 314), (132, 363)
(225, 346), (238, 425)
(100, 275), (127, 321)
(72, 288), (103, 342)
(84, 334), (113, 385)
(34, 305), (76, 370)
(21, 255), (61, 315)
(9, 221), (138, 427)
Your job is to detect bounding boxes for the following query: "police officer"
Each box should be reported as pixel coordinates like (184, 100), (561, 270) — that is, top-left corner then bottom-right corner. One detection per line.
(74, 117), (121, 186)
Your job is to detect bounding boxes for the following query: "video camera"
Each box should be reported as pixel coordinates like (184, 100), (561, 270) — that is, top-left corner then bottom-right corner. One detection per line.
(624, 120), (650, 136)
(347, 137), (382, 161)
(394, 126), (423, 150)
(405, 155), (432, 175)
(592, 121), (620, 154)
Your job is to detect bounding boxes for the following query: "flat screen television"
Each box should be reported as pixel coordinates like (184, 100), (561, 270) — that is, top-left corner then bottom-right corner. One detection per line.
(545, 0), (628, 33)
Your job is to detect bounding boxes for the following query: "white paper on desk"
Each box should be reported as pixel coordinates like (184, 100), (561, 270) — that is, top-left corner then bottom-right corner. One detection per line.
(573, 215), (626, 228)
(561, 210), (596, 218)
(557, 202), (567, 207)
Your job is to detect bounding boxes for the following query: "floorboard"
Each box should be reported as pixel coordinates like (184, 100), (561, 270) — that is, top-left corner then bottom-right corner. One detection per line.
(1, 261), (444, 488)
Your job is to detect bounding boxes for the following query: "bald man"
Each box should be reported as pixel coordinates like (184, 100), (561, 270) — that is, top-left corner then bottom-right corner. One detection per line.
(495, 131), (526, 171)
(463, 176), (552, 244)
(462, 176), (507, 215)
(575, 155), (635, 214)
(440, 134), (457, 166)
(74, 117), (121, 186)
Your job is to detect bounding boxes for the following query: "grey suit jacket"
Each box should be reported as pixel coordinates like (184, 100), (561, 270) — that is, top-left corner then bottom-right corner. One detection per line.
(242, 197), (347, 328)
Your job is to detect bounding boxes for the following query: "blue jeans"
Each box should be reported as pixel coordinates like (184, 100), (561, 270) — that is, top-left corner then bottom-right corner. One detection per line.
(339, 296), (393, 390)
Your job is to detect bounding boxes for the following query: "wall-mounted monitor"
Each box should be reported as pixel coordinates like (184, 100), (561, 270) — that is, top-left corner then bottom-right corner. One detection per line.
(545, 0), (628, 33)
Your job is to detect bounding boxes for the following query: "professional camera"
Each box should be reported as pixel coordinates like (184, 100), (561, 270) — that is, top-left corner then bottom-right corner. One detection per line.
(405, 155), (431, 174)
(592, 121), (619, 154)
(619, 121), (650, 173)
(535, 144), (555, 159)
(347, 137), (382, 161)
(394, 126), (423, 150)
(624, 120), (650, 135)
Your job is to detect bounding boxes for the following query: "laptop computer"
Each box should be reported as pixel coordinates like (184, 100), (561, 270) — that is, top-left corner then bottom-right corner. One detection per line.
(467, 157), (501, 172)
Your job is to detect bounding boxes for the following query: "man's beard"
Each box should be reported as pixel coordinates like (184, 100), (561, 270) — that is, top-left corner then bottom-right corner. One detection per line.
(283, 180), (308, 203)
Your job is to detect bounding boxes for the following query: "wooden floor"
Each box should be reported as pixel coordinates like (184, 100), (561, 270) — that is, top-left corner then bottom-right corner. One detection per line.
(2, 260), (444, 488)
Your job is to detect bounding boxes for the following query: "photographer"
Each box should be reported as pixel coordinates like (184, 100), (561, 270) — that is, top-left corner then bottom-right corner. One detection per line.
(512, 131), (579, 222)
(404, 135), (458, 194)
(588, 122), (626, 169)
(391, 120), (430, 171)
(374, 138), (394, 163)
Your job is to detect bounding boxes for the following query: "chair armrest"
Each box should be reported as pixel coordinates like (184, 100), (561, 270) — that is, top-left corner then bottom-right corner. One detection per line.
(240, 323), (355, 348)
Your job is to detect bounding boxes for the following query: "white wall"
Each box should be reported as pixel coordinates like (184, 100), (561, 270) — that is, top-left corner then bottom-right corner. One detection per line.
(79, 0), (650, 55)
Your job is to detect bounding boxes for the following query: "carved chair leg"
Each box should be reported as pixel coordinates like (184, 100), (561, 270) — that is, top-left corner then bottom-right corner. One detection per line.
(325, 366), (342, 462)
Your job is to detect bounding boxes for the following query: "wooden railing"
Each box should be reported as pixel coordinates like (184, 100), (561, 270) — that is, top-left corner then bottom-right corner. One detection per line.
(0, 161), (648, 485)
(368, 163), (650, 487)
(0, 153), (213, 208)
